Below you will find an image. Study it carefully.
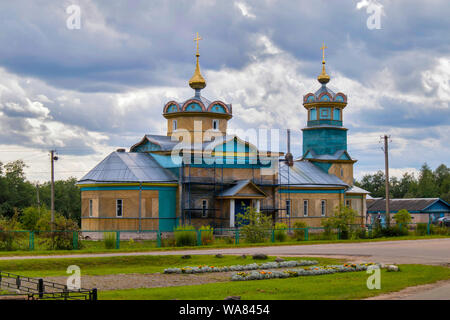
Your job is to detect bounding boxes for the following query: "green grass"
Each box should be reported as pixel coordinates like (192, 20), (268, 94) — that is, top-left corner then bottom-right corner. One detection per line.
(99, 264), (450, 300)
(0, 255), (342, 278)
(0, 234), (448, 258)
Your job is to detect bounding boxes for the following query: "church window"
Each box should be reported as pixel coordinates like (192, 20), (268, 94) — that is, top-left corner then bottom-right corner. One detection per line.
(321, 200), (326, 216)
(202, 199), (208, 218)
(341, 168), (344, 177)
(303, 200), (308, 217)
(213, 119), (219, 131)
(89, 199), (93, 217)
(346, 200), (351, 208)
(116, 199), (123, 217)
(286, 200), (291, 216)
(310, 108), (317, 120)
(333, 109), (341, 120)
(173, 120), (177, 131)
(320, 108), (331, 119)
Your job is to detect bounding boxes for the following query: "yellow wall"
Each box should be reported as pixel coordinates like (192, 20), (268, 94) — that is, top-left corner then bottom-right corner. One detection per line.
(328, 162), (354, 185)
(81, 189), (160, 231)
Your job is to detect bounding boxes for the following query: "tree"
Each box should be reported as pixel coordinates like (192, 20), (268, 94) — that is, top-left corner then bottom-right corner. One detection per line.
(324, 204), (358, 239)
(393, 209), (412, 224)
(417, 163), (439, 198)
(236, 205), (272, 243)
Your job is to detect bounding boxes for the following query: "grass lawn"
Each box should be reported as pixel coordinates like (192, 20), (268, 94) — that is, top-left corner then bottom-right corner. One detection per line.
(99, 264), (450, 300)
(0, 234), (448, 258)
(0, 255), (343, 277)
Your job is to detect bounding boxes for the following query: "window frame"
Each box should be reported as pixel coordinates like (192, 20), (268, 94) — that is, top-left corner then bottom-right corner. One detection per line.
(116, 199), (123, 218)
(89, 199), (93, 217)
(212, 119), (219, 131)
(201, 199), (208, 218)
(321, 200), (326, 217)
(172, 119), (177, 131)
(286, 199), (291, 217)
(303, 200), (308, 217)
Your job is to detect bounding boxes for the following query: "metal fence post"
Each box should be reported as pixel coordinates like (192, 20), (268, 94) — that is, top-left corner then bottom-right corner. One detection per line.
(29, 231), (35, 251)
(197, 230), (202, 246)
(235, 229), (240, 245)
(116, 231), (120, 249)
(337, 228), (341, 240)
(427, 223), (431, 235)
(38, 278), (44, 299)
(91, 288), (98, 301)
(271, 229), (275, 243)
(72, 231), (78, 250)
(305, 228), (309, 241)
(157, 231), (162, 248)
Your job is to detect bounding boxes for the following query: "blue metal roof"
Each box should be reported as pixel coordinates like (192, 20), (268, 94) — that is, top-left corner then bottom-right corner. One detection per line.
(279, 160), (348, 188)
(78, 151), (178, 184)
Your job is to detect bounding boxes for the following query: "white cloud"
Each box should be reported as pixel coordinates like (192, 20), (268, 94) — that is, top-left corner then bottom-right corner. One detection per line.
(235, 1), (256, 19)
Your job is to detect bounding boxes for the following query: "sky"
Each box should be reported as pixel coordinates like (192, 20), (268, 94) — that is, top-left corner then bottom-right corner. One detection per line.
(0, 0), (448, 183)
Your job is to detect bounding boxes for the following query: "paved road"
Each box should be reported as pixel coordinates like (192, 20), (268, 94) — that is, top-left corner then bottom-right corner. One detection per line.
(1, 238), (449, 265)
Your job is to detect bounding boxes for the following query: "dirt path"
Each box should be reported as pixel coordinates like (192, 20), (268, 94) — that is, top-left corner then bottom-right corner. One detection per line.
(44, 272), (232, 291)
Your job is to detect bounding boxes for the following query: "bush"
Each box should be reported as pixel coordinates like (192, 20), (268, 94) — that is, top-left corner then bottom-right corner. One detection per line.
(174, 225), (197, 247)
(393, 209), (412, 225)
(293, 221), (308, 241)
(199, 225), (214, 245)
(0, 215), (21, 251)
(326, 205), (358, 240)
(415, 223), (428, 236)
(351, 226), (368, 239)
(236, 206), (272, 243)
(274, 223), (288, 242)
(372, 224), (409, 238)
(104, 232), (116, 249)
(321, 219), (335, 240)
(431, 225), (449, 235)
(38, 215), (81, 250)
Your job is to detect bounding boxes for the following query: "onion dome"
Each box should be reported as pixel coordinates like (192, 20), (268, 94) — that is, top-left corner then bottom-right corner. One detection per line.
(303, 43), (347, 105)
(163, 33), (232, 119)
(189, 32), (206, 94)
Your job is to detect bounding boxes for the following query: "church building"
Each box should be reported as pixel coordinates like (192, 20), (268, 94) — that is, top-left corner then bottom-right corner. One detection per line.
(77, 37), (369, 232)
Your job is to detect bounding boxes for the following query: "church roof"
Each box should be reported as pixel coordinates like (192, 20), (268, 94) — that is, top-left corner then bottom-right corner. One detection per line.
(217, 180), (267, 198)
(346, 185), (371, 194)
(302, 149), (354, 161)
(77, 151), (177, 184)
(279, 160), (348, 188)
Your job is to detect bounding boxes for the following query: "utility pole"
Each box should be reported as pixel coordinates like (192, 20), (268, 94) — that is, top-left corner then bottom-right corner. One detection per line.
(36, 183), (41, 214)
(383, 135), (390, 227)
(50, 150), (58, 225)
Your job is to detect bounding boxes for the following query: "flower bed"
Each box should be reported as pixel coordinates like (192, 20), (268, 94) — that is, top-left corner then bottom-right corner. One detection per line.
(163, 260), (318, 274)
(230, 263), (379, 281)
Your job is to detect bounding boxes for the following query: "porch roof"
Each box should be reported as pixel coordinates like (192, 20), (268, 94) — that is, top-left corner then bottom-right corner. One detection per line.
(216, 180), (267, 199)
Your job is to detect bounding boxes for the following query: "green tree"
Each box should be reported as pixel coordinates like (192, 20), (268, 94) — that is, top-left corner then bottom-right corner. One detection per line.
(323, 204), (358, 239)
(417, 163), (439, 198)
(393, 209), (412, 224)
(236, 205), (272, 243)
(356, 171), (385, 197)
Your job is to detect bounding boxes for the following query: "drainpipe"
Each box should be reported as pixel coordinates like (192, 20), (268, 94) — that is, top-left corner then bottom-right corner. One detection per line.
(139, 182), (142, 233)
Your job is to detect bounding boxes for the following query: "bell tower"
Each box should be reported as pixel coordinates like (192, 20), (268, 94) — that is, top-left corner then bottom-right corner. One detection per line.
(301, 44), (356, 185)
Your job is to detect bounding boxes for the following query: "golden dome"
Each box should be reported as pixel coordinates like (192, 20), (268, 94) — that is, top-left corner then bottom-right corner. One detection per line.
(189, 53), (206, 90)
(317, 42), (330, 84)
(189, 32), (206, 90)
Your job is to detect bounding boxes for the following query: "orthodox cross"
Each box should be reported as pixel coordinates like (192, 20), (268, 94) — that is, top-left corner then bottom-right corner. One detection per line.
(321, 42), (327, 62)
(194, 32), (202, 56)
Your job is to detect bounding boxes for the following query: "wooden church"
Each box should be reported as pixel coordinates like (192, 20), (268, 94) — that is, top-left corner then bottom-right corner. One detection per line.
(77, 37), (369, 233)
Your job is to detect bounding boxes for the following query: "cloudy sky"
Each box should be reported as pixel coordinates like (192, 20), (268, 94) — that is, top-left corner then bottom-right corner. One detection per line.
(0, 0), (448, 182)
